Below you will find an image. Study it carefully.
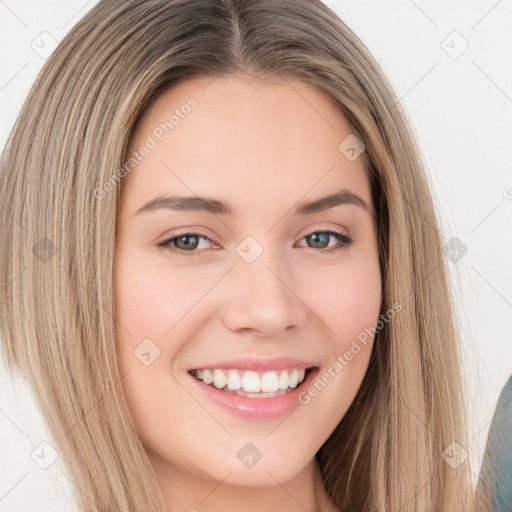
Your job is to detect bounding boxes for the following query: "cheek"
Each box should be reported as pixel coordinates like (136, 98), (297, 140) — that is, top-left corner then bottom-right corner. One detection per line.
(114, 255), (204, 446)
(115, 256), (214, 342)
(302, 256), (382, 347)
(331, 271), (381, 344)
(292, 261), (381, 440)
(298, 255), (381, 390)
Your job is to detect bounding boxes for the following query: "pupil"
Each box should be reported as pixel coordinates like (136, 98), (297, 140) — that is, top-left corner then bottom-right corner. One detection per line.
(310, 232), (328, 248)
(177, 235), (197, 250)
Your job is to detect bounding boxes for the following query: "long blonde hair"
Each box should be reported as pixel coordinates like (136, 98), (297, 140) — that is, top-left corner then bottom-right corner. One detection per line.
(0, 0), (486, 510)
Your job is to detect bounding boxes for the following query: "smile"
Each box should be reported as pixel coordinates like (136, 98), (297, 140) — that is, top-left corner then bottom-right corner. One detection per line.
(187, 366), (320, 420)
(189, 367), (309, 397)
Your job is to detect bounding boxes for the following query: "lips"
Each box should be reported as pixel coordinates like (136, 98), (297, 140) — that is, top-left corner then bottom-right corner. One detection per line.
(187, 365), (321, 419)
(188, 356), (317, 373)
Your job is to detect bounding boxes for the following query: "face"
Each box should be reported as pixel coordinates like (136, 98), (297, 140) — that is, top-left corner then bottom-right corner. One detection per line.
(114, 74), (381, 497)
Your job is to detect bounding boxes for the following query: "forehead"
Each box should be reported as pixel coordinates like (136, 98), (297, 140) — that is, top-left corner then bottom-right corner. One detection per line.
(120, 74), (371, 216)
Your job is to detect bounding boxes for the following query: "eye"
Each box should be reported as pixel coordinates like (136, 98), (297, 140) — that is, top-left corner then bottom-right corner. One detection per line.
(157, 232), (216, 256)
(157, 228), (353, 256)
(295, 229), (353, 253)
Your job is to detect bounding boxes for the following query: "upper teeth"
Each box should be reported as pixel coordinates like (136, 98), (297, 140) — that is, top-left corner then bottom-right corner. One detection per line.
(193, 368), (307, 393)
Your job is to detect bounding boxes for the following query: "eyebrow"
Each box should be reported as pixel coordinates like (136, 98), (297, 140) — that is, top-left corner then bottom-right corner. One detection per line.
(134, 189), (373, 217)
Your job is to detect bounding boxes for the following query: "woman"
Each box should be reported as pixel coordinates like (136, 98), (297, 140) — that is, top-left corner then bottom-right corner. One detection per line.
(0, 0), (486, 510)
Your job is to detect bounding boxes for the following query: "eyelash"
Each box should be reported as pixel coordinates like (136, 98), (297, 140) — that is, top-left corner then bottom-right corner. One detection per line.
(157, 228), (354, 257)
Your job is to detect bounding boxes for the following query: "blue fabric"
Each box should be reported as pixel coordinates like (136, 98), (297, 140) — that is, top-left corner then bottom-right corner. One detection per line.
(478, 376), (512, 512)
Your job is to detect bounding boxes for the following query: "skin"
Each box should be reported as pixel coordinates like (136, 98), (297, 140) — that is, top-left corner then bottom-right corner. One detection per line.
(114, 74), (382, 512)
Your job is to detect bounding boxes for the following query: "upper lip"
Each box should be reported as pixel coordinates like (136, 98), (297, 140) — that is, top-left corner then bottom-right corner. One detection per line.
(188, 356), (318, 373)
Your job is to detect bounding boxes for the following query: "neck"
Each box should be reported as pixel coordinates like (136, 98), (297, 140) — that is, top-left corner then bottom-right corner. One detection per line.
(150, 452), (337, 512)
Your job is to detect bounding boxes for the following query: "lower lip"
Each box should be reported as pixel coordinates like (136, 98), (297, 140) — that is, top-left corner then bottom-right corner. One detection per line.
(187, 367), (319, 420)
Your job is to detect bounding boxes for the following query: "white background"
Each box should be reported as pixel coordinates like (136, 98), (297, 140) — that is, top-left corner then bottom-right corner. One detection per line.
(1, 1), (511, 510)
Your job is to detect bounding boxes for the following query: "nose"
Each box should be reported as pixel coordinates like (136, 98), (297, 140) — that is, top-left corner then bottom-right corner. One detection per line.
(221, 249), (308, 337)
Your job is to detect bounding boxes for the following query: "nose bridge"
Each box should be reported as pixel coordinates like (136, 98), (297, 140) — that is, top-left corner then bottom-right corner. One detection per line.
(222, 236), (307, 334)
